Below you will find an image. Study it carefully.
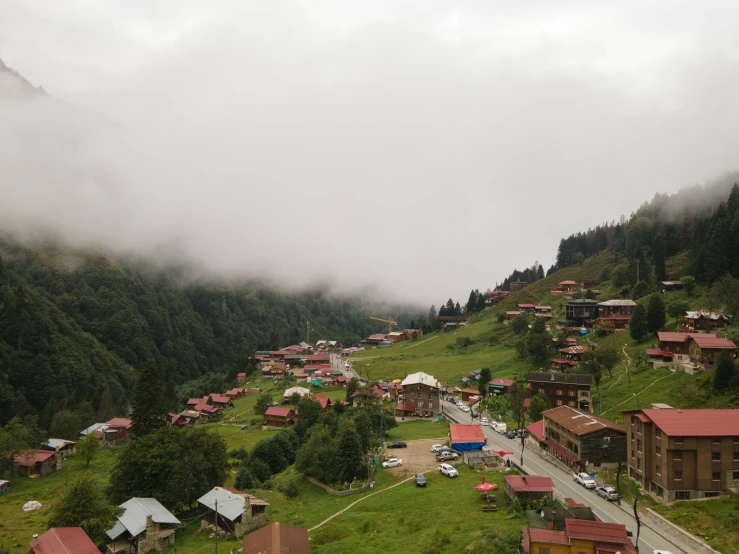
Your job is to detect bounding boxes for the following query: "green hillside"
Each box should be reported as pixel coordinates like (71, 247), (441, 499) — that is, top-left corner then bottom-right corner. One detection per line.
(351, 251), (739, 423)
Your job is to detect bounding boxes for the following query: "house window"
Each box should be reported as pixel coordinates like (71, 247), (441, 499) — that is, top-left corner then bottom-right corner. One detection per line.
(676, 491), (690, 500)
(656, 446), (661, 455)
(675, 436), (684, 445)
(712, 438), (721, 444)
(637, 420), (643, 432)
(637, 439), (642, 452)
(428, 401), (433, 409)
(416, 401), (423, 408)
(636, 458), (641, 470)
(568, 389), (576, 396)
(556, 389), (563, 396)
(713, 472), (721, 481)
(656, 465), (661, 475)
(712, 452), (721, 461)
(539, 388), (545, 395)
(673, 471), (682, 480)
(655, 428), (661, 438)
(733, 471), (739, 480)
(673, 451), (682, 460)
(556, 400), (563, 406)
(568, 401), (575, 407)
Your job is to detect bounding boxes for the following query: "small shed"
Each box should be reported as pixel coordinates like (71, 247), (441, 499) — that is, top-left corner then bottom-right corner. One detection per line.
(449, 424), (486, 452)
(197, 486), (268, 538)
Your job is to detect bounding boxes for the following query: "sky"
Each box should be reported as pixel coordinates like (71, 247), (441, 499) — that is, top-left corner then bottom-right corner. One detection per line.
(1, 1), (739, 306)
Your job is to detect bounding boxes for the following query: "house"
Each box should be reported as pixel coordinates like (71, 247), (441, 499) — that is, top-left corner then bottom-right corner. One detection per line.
(657, 331), (699, 362)
(526, 419), (545, 450)
(13, 450), (59, 477)
(558, 345), (595, 363)
(310, 393), (333, 410)
(521, 518), (637, 554)
(646, 349), (675, 364)
(542, 406), (627, 472)
(623, 408), (739, 502)
(488, 378), (515, 396)
(684, 310), (732, 332)
(535, 305), (552, 314)
(503, 475), (555, 506)
(106, 498), (180, 554)
(30, 527), (102, 554)
(658, 280), (683, 293)
(104, 418), (133, 441)
(549, 358), (578, 371)
(460, 388), (479, 402)
(197, 486), (269, 538)
(509, 279), (528, 292)
(449, 424), (487, 451)
(565, 299), (600, 326)
(399, 372), (441, 417)
(527, 371), (592, 412)
(335, 376), (350, 387)
(225, 388), (245, 400)
(80, 423), (109, 439)
(596, 299), (637, 331)
(237, 372), (247, 381)
(42, 439), (77, 458)
(242, 522), (310, 554)
(264, 407), (295, 428)
(187, 397), (225, 417)
(517, 303), (535, 313)
(558, 280), (578, 292)
(504, 311), (522, 321)
(283, 386), (311, 401)
(306, 353), (330, 364)
(439, 315), (468, 331)
(688, 334), (738, 367)
(581, 279), (601, 289)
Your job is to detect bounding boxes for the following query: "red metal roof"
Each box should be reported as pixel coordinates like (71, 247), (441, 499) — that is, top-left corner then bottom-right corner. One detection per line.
(311, 394), (331, 409)
(306, 354), (330, 361)
(243, 522), (310, 554)
(528, 528), (569, 544)
(460, 388), (479, 394)
(564, 497), (585, 508)
(394, 404), (414, 412)
(657, 331), (708, 343)
(646, 349), (674, 358)
(595, 543), (638, 554)
(564, 518), (630, 545)
(505, 475), (555, 492)
(105, 418), (132, 428)
(517, 303), (535, 308)
(210, 394), (231, 404)
(559, 280), (577, 285)
(265, 407), (294, 418)
(32, 527), (102, 554)
(691, 335), (737, 349)
(449, 424), (486, 444)
(543, 440), (580, 463)
(489, 378), (515, 387)
(550, 358), (577, 365)
(505, 311), (522, 315)
(635, 408), (739, 437)
(14, 449), (56, 466)
(527, 419), (544, 441)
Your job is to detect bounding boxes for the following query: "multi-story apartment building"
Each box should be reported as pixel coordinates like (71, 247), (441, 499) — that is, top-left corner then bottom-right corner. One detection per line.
(397, 371), (441, 418)
(527, 371), (592, 413)
(623, 408), (739, 502)
(543, 406), (626, 472)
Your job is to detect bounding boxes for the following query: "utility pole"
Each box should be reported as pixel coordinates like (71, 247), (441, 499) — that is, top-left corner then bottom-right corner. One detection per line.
(215, 498), (218, 554)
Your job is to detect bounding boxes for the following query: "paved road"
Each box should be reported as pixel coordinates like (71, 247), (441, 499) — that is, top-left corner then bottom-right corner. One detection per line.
(443, 401), (695, 554)
(329, 352), (360, 380)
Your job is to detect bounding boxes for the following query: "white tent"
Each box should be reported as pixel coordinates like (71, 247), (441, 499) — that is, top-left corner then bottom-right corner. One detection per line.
(283, 386), (310, 398)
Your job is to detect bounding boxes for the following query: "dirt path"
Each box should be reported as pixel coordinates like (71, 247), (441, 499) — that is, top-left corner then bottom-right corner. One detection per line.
(404, 335), (437, 349)
(602, 372), (673, 417)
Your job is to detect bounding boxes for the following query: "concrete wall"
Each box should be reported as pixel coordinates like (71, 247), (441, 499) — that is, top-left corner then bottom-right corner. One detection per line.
(643, 508), (722, 554)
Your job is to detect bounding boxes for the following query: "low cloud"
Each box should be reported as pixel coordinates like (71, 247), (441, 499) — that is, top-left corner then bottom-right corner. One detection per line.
(1, 2), (739, 304)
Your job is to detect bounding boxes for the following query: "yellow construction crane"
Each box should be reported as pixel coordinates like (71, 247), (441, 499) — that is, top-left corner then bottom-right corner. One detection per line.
(369, 315), (398, 334)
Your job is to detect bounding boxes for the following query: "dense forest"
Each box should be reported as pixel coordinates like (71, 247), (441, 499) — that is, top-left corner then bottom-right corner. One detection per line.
(0, 240), (422, 427)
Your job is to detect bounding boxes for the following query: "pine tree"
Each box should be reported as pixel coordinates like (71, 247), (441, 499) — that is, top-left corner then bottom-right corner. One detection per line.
(97, 384), (116, 422)
(131, 361), (167, 437)
(335, 420), (363, 483)
(629, 304), (649, 341)
(646, 294), (666, 334)
(652, 233), (667, 282)
(713, 353), (737, 392)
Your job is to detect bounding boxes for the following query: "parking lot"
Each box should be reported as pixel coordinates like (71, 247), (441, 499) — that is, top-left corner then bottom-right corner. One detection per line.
(382, 438), (451, 479)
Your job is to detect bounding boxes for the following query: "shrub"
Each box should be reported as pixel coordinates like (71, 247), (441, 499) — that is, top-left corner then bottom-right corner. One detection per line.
(278, 479), (299, 499)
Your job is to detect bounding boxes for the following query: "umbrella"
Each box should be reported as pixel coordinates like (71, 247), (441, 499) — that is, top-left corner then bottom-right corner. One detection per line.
(392, 379), (402, 384)
(474, 483), (498, 492)
(493, 450), (514, 457)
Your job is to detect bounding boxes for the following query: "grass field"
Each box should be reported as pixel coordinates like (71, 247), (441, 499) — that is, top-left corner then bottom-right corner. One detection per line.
(652, 495), (739, 553)
(384, 420), (450, 442)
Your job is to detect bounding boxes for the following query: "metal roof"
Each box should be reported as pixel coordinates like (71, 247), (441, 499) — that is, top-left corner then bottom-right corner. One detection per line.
(80, 423), (108, 436)
(33, 528), (102, 554)
(106, 498), (180, 540)
(400, 372), (440, 388)
(44, 439), (77, 450)
(198, 487), (246, 522)
(597, 299), (636, 306)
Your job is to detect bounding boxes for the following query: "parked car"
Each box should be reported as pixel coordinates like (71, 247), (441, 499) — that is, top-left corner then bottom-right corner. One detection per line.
(431, 444), (445, 452)
(574, 472), (597, 489)
(471, 411), (479, 418)
(515, 429), (529, 438)
(489, 421), (498, 429)
(436, 451), (459, 462)
(480, 417), (488, 425)
(439, 446), (456, 453)
(496, 423), (507, 434)
(387, 441), (407, 449)
(461, 406), (471, 413)
(438, 463), (458, 477)
(415, 473), (427, 487)
(505, 430), (516, 439)
(382, 458), (403, 468)
(596, 486), (619, 501)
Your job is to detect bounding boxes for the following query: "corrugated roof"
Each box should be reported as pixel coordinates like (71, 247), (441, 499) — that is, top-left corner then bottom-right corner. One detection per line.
(505, 475), (555, 492)
(449, 424), (486, 444)
(400, 372), (440, 388)
(107, 498), (180, 540)
(564, 518), (630, 544)
(634, 408), (739, 437)
(80, 423), (108, 436)
(33, 528), (102, 554)
(528, 371), (591, 386)
(527, 420), (544, 441)
(105, 418), (132, 428)
(488, 378), (515, 387)
(543, 406), (624, 436)
(243, 522), (310, 554)
(283, 386), (310, 397)
(691, 335), (737, 349)
(598, 299), (636, 306)
(265, 407), (293, 418)
(14, 449), (56, 466)
(657, 331), (705, 343)
(198, 487), (247, 522)
(559, 345), (594, 355)
(44, 439), (76, 450)
(527, 527), (569, 545)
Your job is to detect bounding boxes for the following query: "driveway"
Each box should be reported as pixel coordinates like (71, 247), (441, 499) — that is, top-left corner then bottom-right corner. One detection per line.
(443, 402), (693, 554)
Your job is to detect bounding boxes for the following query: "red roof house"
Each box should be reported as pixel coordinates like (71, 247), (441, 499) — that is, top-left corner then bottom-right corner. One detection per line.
(504, 475), (555, 504)
(306, 354), (330, 363)
(31, 527), (102, 554)
(264, 407), (295, 428)
(13, 450), (58, 477)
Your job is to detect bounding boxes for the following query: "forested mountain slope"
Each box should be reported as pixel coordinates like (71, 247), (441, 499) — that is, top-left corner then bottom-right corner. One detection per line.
(0, 240), (420, 427)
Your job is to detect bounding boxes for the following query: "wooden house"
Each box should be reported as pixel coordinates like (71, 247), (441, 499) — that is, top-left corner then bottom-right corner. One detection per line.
(43, 439), (77, 459)
(504, 311), (522, 321)
(596, 299), (636, 331)
(558, 280), (578, 292)
(558, 345), (595, 363)
(688, 335), (738, 367)
(528, 371), (592, 412)
(504, 475), (554, 506)
(658, 280), (683, 293)
(400, 372), (441, 417)
(13, 450), (59, 477)
(264, 407), (295, 428)
(549, 358), (578, 371)
(106, 498), (180, 554)
(565, 299), (599, 326)
(517, 303), (535, 313)
(509, 279), (528, 292)
(657, 332), (696, 362)
(684, 310), (732, 332)
(534, 305), (552, 314)
(580, 278), (601, 289)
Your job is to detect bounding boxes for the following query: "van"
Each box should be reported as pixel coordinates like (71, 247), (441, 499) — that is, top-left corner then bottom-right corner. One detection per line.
(496, 423), (507, 434)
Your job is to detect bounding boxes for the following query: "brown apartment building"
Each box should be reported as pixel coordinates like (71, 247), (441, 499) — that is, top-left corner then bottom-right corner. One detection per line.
(527, 371), (593, 413)
(623, 408), (739, 502)
(397, 371), (441, 417)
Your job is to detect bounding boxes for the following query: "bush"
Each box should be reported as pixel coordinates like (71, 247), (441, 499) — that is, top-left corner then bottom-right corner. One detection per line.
(260, 479), (274, 490)
(456, 336), (473, 348)
(229, 447), (249, 462)
(235, 466), (257, 490)
(278, 479), (299, 499)
(496, 312), (505, 323)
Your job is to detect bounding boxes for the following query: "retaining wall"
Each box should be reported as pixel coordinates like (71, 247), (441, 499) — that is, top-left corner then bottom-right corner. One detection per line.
(643, 508), (722, 554)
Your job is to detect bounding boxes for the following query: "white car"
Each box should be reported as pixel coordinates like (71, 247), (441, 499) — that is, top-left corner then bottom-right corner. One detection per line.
(480, 417), (488, 425)
(574, 472), (597, 489)
(438, 463), (458, 477)
(490, 421), (498, 429)
(461, 405), (471, 413)
(431, 444), (444, 452)
(382, 458), (403, 468)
